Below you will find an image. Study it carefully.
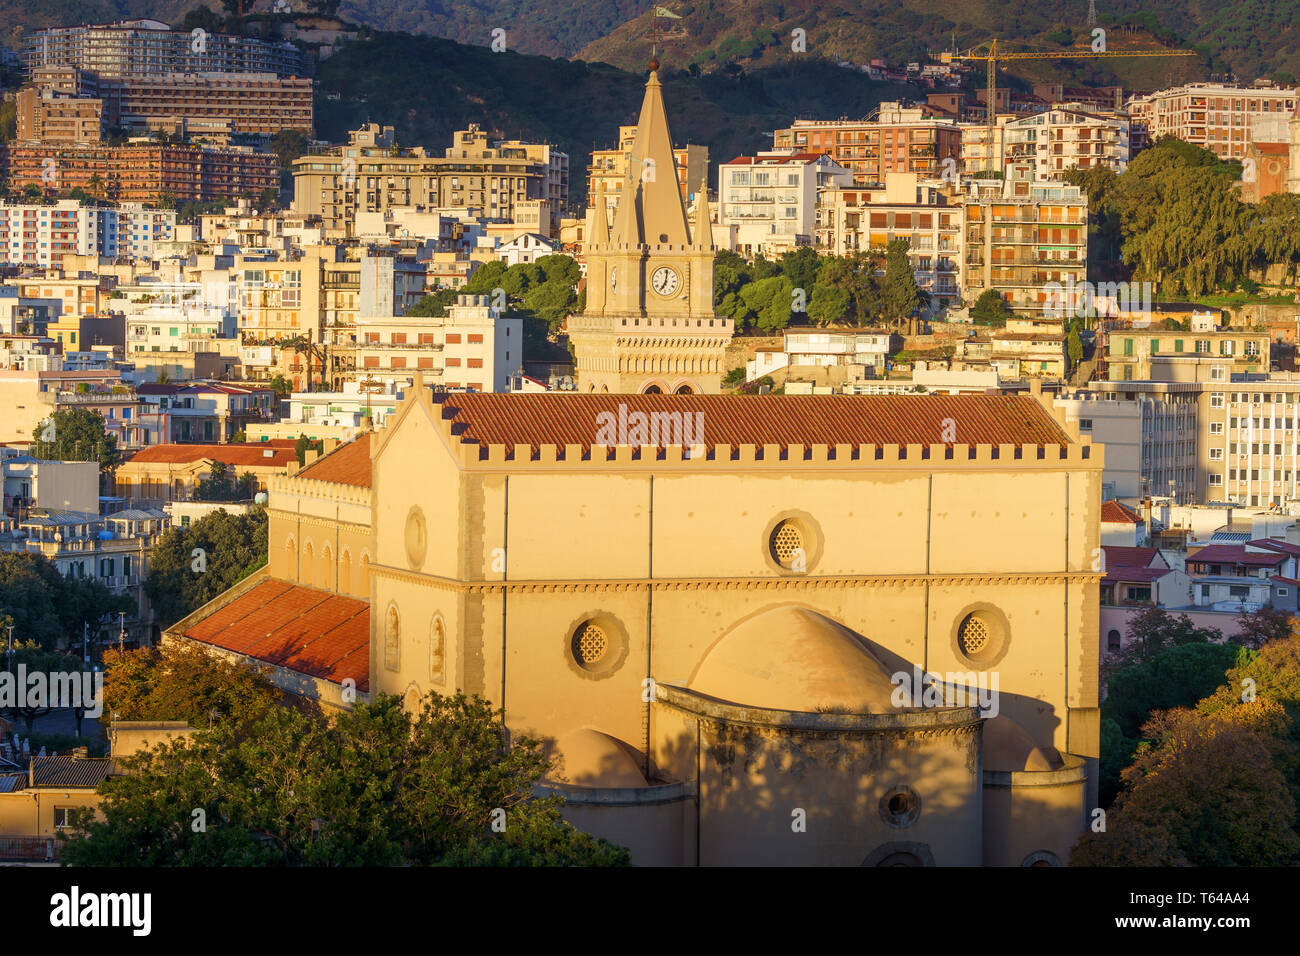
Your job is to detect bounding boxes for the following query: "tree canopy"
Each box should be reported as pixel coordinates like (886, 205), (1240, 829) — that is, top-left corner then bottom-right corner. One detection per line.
(63, 690), (630, 867)
(142, 509), (268, 630)
(0, 552), (131, 652)
(28, 407), (120, 475)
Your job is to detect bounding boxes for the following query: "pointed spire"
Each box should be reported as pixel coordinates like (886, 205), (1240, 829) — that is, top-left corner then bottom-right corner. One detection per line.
(590, 181), (609, 247)
(692, 179), (713, 250)
(610, 68), (691, 248)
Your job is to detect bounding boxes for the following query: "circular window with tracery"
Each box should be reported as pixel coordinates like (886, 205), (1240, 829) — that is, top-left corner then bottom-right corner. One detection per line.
(566, 615), (628, 679)
(953, 608), (1009, 668)
(770, 520), (804, 569)
(572, 622), (608, 669)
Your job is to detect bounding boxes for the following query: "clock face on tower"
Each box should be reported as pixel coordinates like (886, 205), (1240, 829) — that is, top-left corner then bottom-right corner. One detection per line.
(650, 265), (681, 297)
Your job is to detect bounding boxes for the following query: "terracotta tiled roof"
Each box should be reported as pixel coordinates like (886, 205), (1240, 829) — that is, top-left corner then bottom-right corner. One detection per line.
(181, 579), (370, 692)
(1250, 538), (1300, 557)
(1103, 566), (1172, 584)
(1102, 546), (1159, 569)
(125, 442), (297, 468)
(1101, 500), (1142, 524)
(1187, 544), (1287, 566)
(434, 393), (1072, 455)
(297, 435), (373, 488)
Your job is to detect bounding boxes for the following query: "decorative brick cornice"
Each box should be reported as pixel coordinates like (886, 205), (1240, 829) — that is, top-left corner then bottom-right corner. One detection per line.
(369, 564), (1101, 594)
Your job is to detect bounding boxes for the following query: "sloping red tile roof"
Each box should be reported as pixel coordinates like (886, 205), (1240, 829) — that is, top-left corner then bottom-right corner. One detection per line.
(1103, 546), (1159, 569)
(181, 579), (370, 691)
(297, 434), (373, 488)
(434, 393), (1072, 455)
(1101, 500), (1142, 524)
(1187, 544), (1287, 566)
(1250, 538), (1300, 557)
(126, 442), (297, 468)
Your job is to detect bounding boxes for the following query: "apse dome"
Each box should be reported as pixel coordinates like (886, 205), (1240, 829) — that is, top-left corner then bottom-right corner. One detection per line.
(549, 728), (648, 788)
(983, 714), (1060, 772)
(687, 606), (900, 714)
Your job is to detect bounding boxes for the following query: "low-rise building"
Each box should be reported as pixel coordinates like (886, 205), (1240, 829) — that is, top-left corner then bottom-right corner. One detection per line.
(354, 293), (521, 392)
(113, 440), (297, 506)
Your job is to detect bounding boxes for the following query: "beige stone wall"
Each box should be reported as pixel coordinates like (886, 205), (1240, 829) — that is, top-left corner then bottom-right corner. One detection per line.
(368, 394), (1102, 776)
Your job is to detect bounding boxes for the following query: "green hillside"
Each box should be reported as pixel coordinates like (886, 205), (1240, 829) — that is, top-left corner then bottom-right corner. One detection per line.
(312, 31), (920, 209)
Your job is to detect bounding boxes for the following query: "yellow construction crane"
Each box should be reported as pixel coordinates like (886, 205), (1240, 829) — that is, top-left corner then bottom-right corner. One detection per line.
(938, 39), (1200, 132)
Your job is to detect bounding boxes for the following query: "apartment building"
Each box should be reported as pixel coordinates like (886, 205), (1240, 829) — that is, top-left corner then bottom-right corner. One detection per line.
(1127, 82), (1299, 161)
(960, 105), (1131, 179)
(1057, 383), (1200, 501)
(48, 382), (168, 450)
(15, 88), (104, 144)
(105, 72), (313, 138)
(1195, 374), (1300, 507)
(14, 270), (113, 317)
(772, 104), (961, 184)
(354, 293), (521, 392)
(745, 328), (893, 383)
(124, 282), (234, 359)
(22, 19), (304, 78)
(1105, 326), (1269, 382)
(0, 142), (277, 204)
(816, 172), (963, 312)
(588, 124), (707, 228)
(961, 165), (1088, 312)
(0, 200), (175, 268)
(135, 382), (277, 443)
(292, 124), (568, 232)
(9, 506), (168, 645)
(717, 151), (853, 257)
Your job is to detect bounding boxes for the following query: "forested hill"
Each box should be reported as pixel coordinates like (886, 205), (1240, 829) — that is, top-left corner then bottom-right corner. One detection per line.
(312, 31), (919, 207)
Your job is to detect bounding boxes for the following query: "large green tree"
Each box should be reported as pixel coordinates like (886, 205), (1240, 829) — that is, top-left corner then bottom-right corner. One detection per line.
(142, 509), (268, 630)
(63, 691), (629, 866)
(0, 552), (131, 652)
(880, 239), (923, 333)
(29, 407), (120, 475)
(101, 639), (285, 732)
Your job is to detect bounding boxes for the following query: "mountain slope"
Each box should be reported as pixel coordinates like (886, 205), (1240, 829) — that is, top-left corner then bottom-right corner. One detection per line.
(313, 30), (920, 208)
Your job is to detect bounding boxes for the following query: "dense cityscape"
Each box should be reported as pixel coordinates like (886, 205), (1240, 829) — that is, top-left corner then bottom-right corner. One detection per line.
(0, 0), (1287, 928)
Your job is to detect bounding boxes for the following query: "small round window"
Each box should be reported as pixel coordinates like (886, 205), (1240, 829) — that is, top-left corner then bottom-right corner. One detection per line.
(953, 608), (1009, 667)
(879, 786), (921, 828)
(769, 520), (804, 570)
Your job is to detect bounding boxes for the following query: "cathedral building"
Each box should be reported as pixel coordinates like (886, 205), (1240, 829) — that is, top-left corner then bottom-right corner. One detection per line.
(568, 65), (733, 394)
(170, 384), (1104, 866)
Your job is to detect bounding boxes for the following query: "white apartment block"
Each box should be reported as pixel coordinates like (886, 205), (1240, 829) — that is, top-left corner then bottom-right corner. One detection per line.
(355, 293), (521, 392)
(1056, 385), (1199, 502)
(961, 106), (1130, 180)
(0, 200), (174, 268)
(718, 151), (853, 258)
(746, 328), (892, 382)
(1127, 83), (1299, 161)
(1009, 105), (1130, 179)
(816, 172), (963, 312)
(122, 279), (235, 357)
(1201, 375), (1300, 508)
